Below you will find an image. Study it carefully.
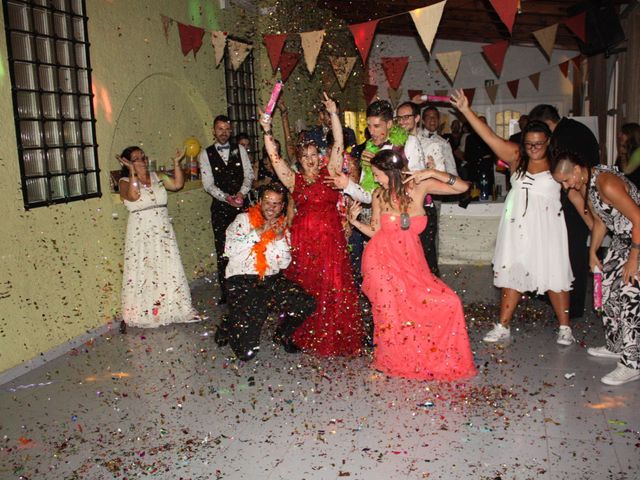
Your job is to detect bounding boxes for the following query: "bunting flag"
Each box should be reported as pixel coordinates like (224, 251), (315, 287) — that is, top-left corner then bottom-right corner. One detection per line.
(227, 39), (252, 70)
(278, 51), (300, 82)
(559, 60), (570, 78)
(300, 30), (325, 74)
(507, 79), (519, 98)
(160, 14), (173, 44)
(572, 54), (583, 69)
(482, 40), (509, 76)
(321, 71), (336, 92)
(410, 0), (447, 53)
(381, 57), (409, 90)
(363, 84), (378, 104)
(463, 88), (475, 106)
(489, 0), (518, 34)
(349, 20), (380, 64)
(388, 87), (402, 109)
(329, 56), (357, 89)
(263, 34), (288, 73)
(533, 24), (558, 60)
(485, 84), (499, 104)
(565, 12), (586, 42)
(408, 89), (423, 100)
(211, 31), (228, 67)
(436, 50), (462, 84)
(529, 72), (541, 90)
(177, 23), (205, 57)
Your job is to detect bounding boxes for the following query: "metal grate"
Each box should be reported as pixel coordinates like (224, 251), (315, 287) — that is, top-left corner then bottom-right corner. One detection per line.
(3, 0), (100, 209)
(223, 40), (258, 159)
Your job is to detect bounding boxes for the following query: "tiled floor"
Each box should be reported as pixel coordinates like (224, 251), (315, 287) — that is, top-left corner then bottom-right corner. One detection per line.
(1, 266), (638, 479)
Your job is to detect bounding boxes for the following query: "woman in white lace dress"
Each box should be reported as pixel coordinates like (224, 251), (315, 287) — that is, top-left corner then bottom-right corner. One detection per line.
(117, 146), (198, 328)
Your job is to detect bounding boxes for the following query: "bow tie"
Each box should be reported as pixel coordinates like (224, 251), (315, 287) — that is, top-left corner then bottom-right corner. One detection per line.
(216, 144), (230, 152)
(428, 133), (435, 138)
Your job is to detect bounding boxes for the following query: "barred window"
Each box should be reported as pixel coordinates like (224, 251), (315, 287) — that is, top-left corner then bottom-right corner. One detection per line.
(3, 0), (100, 209)
(223, 42), (258, 159)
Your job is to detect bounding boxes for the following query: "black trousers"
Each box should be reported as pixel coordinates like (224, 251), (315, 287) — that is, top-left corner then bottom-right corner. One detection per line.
(563, 193), (590, 318)
(222, 274), (316, 357)
(211, 199), (243, 303)
(420, 203), (440, 277)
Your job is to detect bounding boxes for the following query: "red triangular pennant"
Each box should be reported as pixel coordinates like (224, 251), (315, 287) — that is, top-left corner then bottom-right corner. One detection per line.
(482, 40), (509, 77)
(363, 84), (378, 104)
(559, 60), (570, 78)
(263, 34), (287, 73)
(572, 54), (583, 69)
(463, 88), (475, 106)
(489, 0), (518, 34)
(381, 57), (409, 90)
(278, 51), (300, 82)
(565, 12), (586, 43)
(177, 23), (205, 57)
(349, 20), (380, 64)
(507, 79), (519, 98)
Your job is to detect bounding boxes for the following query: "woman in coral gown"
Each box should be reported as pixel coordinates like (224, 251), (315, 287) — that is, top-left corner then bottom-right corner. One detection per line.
(259, 93), (362, 356)
(349, 150), (476, 380)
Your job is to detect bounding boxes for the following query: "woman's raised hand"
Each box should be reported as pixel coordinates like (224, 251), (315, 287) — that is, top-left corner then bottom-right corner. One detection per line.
(322, 91), (338, 115)
(115, 154), (134, 170)
(450, 89), (470, 113)
(258, 108), (273, 132)
(173, 149), (185, 164)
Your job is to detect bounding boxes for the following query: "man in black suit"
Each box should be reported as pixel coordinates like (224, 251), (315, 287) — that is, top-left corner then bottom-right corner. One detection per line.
(198, 115), (254, 305)
(529, 104), (600, 319)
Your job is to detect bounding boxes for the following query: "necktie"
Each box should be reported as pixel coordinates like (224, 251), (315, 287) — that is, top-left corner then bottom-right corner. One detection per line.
(216, 144), (230, 152)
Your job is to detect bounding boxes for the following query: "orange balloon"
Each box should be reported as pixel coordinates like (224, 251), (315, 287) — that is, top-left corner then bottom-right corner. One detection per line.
(184, 137), (201, 158)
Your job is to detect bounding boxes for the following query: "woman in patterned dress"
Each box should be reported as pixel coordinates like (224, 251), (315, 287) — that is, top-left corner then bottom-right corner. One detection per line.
(553, 151), (640, 386)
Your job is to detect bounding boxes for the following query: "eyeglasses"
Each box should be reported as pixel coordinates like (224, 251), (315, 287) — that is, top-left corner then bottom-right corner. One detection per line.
(523, 141), (548, 150)
(395, 114), (415, 121)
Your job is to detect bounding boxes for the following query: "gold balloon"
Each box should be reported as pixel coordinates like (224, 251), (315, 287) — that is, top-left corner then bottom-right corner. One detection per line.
(184, 137), (201, 158)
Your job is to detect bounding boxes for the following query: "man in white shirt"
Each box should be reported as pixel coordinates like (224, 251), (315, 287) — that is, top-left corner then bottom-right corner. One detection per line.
(394, 101), (445, 276)
(198, 115), (254, 305)
(214, 183), (315, 361)
(418, 105), (458, 175)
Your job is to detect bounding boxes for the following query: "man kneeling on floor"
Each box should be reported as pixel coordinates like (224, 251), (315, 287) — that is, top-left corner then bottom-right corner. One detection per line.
(215, 182), (315, 361)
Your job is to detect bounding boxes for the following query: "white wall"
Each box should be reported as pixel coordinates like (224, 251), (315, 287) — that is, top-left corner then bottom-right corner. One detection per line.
(369, 35), (578, 128)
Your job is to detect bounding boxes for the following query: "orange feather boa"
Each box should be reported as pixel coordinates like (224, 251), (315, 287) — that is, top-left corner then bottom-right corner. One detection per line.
(247, 204), (286, 279)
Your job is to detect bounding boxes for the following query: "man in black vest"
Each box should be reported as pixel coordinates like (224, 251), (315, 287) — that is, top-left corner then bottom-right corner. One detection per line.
(198, 115), (254, 305)
(529, 104), (600, 319)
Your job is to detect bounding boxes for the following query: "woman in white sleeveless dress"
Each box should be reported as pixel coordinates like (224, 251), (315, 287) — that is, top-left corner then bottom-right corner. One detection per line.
(451, 90), (591, 346)
(117, 146), (198, 328)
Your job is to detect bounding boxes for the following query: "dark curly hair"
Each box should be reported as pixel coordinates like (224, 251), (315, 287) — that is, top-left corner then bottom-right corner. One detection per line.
(119, 146), (143, 178)
(514, 120), (552, 179)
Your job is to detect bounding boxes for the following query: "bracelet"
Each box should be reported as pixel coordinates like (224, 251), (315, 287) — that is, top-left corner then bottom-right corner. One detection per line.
(447, 173), (457, 185)
(631, 242), (640, 249)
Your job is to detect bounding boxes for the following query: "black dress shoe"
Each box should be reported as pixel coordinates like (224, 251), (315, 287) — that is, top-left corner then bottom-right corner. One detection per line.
(282, 338), (301, 354)
(214, 326), (229, 347)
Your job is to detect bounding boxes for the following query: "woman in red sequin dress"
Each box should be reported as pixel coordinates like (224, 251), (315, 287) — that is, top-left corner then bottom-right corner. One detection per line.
(259, 93), (363, 356)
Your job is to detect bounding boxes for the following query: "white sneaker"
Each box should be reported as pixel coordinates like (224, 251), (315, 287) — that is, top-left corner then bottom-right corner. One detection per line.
(556, 326), (575, 346)
(483, 323), (510, 343)
(601, 363), (640, 386)
(587, 346), (621, 359)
